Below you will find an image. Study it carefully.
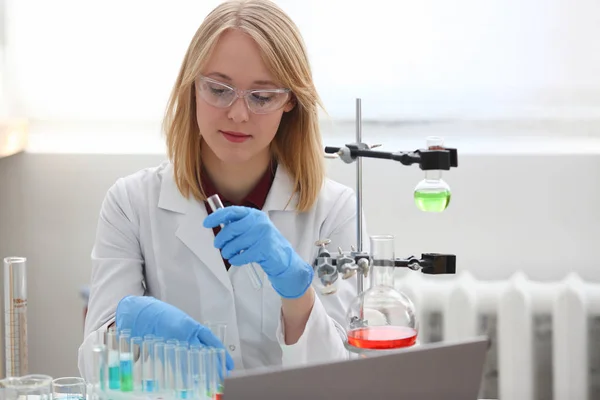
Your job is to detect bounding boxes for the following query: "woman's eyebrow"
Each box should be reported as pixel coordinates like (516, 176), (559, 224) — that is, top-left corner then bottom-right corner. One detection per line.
(206, 71), (276, 86)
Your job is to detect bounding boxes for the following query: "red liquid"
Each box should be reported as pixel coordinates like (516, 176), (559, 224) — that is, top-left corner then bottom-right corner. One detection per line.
(216, 394), (222, 400)
(347, 326), (417, 349)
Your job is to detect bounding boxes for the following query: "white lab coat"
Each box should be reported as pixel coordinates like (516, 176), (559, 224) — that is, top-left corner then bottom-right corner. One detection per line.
(78, 161), (368, 382)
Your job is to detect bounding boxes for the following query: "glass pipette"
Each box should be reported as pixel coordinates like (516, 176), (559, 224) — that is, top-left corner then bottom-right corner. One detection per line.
(207, 194), (263, 290)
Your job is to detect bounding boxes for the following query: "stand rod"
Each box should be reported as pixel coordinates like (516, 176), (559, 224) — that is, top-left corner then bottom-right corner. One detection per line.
(355, 98), (364, 295)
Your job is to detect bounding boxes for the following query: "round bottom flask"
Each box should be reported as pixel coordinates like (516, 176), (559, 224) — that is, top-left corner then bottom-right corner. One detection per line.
(414, 136), (451, 213)
(344, 235), (418, 356)
(414, 175), (451, 213)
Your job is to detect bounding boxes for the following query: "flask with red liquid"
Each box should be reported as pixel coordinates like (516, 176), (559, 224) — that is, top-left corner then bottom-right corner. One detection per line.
(345, 235), (418, 355)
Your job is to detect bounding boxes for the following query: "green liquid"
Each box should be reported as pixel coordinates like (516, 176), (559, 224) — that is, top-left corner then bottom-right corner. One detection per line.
(120, 358), (133, 392)
(414, 190), (451, 212)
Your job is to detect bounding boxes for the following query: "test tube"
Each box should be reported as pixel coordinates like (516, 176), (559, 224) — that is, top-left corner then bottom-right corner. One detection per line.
(189, 346), (207, 399)
(106, 329), (120, 390)
(142, 335), (156, 392)
(4, 257), (29, 377)
(90, 331), (107, 398)
(153, 339), (165, 393)
(119, 331), (133, 392)
(90, 345), (106, 398)
(164, 342), (178, 394)
(130, 336), (144, 392)
(208, 348), (226, 400)
(206, 194), (263, 290)
(175, 344), (192, 399)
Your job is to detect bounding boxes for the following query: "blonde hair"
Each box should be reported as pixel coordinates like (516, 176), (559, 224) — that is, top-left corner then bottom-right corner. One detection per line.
(163, 0), (325, 212)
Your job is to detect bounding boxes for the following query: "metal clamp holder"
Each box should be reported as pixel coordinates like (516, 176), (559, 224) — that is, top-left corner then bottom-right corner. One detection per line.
(314, 98), (458, 296)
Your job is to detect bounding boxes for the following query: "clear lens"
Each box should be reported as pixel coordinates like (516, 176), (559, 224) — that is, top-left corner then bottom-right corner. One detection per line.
(197, 80), (236, 108)
(246, 90), (290, 114)
(197, 77), (290, 114)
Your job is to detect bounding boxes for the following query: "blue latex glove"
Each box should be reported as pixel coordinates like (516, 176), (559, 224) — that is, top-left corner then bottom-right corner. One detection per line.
(115, 295), (234, 371)
(203, 206), (314, 299)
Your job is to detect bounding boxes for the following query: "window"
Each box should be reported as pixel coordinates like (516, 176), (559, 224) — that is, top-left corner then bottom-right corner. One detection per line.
(4, 0), (600, 127)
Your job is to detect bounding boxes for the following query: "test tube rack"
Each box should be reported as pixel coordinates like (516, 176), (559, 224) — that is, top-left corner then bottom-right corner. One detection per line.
(91, 330), (227, 400)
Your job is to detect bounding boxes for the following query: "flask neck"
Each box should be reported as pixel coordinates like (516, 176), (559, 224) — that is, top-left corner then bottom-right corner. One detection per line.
(425, 170), (442, 180)
(370, 266), (396, 288)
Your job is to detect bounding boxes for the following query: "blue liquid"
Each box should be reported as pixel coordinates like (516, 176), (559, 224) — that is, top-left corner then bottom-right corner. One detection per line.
(108, 365), (120, 390)
(177, 389), (190, 399)
(143, 380), (156, 392)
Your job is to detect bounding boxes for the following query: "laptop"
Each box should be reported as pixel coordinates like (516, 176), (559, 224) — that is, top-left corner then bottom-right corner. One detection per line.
(223, 336), (489, 400)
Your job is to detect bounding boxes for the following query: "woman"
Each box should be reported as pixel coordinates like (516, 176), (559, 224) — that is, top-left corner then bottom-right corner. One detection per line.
(78, 0), (367, 380)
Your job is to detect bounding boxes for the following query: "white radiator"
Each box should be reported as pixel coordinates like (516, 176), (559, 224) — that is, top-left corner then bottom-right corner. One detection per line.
(394, 271), (600, 400)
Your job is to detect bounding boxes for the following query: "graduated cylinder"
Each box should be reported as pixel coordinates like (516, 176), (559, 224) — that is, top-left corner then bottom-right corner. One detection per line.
(4, 256), (29, 377)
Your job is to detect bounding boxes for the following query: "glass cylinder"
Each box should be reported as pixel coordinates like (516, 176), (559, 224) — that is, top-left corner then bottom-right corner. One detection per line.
(4, 256), (28, 377)
(345, 235), (418, 355)
(414, 136), (451, 212)
(52, 377), (86, 400)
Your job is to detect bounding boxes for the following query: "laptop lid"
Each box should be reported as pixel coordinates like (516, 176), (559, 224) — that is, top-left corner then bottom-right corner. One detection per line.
(223, 336), (489, 400)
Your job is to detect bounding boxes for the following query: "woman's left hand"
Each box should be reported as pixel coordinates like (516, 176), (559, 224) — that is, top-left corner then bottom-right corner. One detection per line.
(203, 206), (314, 299)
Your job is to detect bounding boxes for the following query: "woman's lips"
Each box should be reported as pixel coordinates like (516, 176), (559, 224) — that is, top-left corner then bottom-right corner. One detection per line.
(220, 130), (251, 143)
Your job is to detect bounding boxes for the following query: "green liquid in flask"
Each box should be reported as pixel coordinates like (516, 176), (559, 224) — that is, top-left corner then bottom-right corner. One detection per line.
(414, 190), (451, 212)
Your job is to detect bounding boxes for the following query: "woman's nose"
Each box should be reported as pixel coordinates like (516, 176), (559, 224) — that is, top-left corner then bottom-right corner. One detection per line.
(227, 96), (250, 123)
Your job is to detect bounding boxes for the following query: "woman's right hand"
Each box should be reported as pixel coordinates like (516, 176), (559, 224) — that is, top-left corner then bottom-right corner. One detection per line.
(115, 295), (234, 371)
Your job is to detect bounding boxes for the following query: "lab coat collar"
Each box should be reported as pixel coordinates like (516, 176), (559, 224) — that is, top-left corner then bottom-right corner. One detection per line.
(157, 162), (298, 213)
(262, 163), (299, 213)
(157, 161), (299, 293)
(157, 163), (188, 213)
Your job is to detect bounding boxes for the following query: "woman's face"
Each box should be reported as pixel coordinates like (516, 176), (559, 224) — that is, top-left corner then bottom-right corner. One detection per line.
(195, 29), (295, 166)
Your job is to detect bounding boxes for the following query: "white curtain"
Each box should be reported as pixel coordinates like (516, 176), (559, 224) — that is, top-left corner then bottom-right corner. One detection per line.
(4, 0), (600, 123)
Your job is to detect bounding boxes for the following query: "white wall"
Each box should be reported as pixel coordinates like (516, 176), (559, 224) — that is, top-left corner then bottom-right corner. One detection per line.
(1, 130), (600, 378)
(5, 0), (600, 121)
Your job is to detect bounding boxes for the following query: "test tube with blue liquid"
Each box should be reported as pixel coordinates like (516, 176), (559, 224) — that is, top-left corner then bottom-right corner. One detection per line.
(106, 328), (120, 390)
(176, 343), (193, 399)
(142, 335), (157, 392)
(207, 194), (263, 290)
(119, 331), (133, 391)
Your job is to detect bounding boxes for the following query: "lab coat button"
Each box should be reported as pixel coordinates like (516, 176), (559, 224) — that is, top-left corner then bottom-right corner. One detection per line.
(229, 345), (236, 351)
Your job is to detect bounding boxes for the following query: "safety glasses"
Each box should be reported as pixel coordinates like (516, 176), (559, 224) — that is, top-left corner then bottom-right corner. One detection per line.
(196, 75), (292, 115)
